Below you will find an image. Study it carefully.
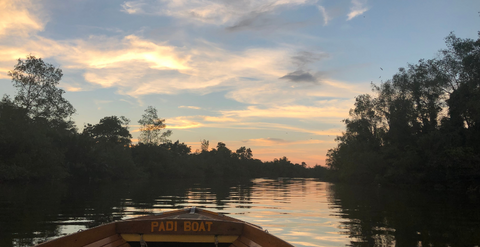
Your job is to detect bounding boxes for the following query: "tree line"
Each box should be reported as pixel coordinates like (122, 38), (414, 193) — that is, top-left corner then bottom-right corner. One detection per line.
(327, 32), (480, 192)
(0, 55), (327, 182)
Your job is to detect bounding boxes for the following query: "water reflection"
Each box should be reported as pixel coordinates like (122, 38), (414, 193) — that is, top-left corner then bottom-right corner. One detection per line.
(328, 183), (480, 247)
(1, 178), (479, 247)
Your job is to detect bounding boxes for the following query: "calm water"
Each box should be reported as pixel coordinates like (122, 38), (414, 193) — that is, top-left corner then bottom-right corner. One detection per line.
(1, 178), (480, 247)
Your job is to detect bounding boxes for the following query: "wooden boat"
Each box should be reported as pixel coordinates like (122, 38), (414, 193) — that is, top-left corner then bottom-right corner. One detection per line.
(36, 207), (294, 247)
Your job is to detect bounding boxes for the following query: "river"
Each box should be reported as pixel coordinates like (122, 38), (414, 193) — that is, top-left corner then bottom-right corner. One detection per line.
(1, 178), (479, 247)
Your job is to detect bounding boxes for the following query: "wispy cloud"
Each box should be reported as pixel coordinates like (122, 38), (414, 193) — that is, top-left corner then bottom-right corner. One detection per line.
(0, 0), (47, 77)
(226, 9), (275, 32)
(346, 0), (369, 21)
(244, 137), (290, 145)
(120, 0), (316, 28)
(242, 138), (332, 146)
(0, 30), (294, 96)
(279, 50), (328, 84)
(226, 78), (366, 106)
(77, 38), (295, 95)
(220, 104), (350, 119)
(0, 67), (10, 79)
(71, 35), (191, 71)
(0, 0), (44, 37)
(280, 70), (317, 83)
(121, 1), (146, 14)
(179, 106), (201, 110)
(167, 117), (203, 129)
(291, 51), (328, 68)
(317, 5), (330, 26)
(166, 115), (343, 136)
(203, 116), (236, 122)
(63, 86), (84, 92)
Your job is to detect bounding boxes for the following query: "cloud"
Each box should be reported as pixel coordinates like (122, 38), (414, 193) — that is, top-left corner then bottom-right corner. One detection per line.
(346, 0), (369, 21)
(131, 116), (203, 131)
(243, 137), (289, 146)
(0, 0), (44, 37)
(280, 70), (317, 83)
(167, 117), (203, 129)
(317, 5), (330, 26)
(242, 138), (331, 146)
(226, 77), (367, 106)
(291, 51), (328, 68)
(71, 35), (191, 71)
(179, 106), (201, 110)
(0, 1), (333, 99)
(220, 104), (350, 119)
(63, 86), (84, 92)
(0, 31), (297, 95)
(279, 51), (329, 83)
(120, 0), (316, 27)
(202, 116), (237, 122)
(164, 115), (344, 136)
(0, 1), (50, 79)
(226, 9), (275, 32)
(121, 1), (146, 14)
(76, 37), (296, 95)
(0, 67), (10, 79)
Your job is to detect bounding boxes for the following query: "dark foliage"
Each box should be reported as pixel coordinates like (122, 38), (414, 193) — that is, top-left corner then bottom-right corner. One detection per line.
(327, 32), (480, 192)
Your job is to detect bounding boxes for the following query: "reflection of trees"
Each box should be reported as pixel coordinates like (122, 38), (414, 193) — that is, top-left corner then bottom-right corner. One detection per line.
(240, 178), (313, 207)
(328, 183), (480, 246)
(0, 182), (66, 247)
(123, 178), (254, 212)
(205, 178), (253, 210)
(0, 178), (258, 246)
(125, 179), (195, 212)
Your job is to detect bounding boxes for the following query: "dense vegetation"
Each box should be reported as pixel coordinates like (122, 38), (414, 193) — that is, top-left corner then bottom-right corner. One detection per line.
(327, 32), (480, 191)
(0, 56), (324, 182)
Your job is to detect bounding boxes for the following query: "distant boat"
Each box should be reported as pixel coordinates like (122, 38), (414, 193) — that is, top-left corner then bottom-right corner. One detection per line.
(36, 207), (294, 247)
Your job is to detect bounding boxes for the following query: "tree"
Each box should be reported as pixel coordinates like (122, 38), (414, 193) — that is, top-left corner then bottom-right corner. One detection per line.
(80, 116), (135, 180)
(138, 106), (172, 145)
(235, 146), (253, 160)
(8, 55), (75, 121)
(162, 140), (191, 156)
(441, 32), (480, 131)
(201, 139), (209, 152)
(0, 97), (67, 181)
(326, 31), (480, 188)
(83, 116), (132, 146)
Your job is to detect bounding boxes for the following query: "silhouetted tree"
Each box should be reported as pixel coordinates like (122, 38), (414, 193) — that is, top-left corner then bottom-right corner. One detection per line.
(83, 116), (131, 146)
(138, 106), (172, 145)
(235, 146), (253, 160)
(8, 55), (75, 121)
(201, 139), (209, 152)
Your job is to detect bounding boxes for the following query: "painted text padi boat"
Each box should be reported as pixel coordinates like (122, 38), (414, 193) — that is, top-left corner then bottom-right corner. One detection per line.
(35, 207), (294, 247)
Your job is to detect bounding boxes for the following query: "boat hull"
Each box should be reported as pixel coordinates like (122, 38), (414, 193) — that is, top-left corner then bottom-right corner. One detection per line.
(35, 207), (294, 247)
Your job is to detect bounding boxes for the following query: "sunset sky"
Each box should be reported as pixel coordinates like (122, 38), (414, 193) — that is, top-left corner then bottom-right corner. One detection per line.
(1, 0), (479, 166)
